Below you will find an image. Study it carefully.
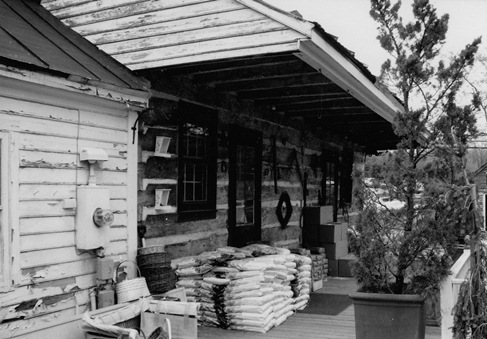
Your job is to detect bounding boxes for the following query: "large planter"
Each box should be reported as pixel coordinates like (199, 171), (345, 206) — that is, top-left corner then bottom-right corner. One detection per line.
(350, 292), (426, 339)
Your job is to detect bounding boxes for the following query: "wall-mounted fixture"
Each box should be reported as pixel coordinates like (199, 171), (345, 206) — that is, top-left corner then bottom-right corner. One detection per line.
(80, 147), (108, 186)
(75, 186), (113, 251)
(76, 148), (113, 251)
(155, 188), (171, 210)
(154, 136), (171, 156)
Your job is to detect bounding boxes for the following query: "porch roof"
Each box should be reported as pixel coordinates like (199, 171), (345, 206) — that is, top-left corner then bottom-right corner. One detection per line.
(42, 0), (404, 152)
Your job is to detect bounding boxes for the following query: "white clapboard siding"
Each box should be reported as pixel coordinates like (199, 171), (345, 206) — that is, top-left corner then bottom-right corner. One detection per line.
(19, 168), (127, 185)
(106, 240), (128, 257)
(19, 184), (127, 202)
(112, 213), (128, 226)
(20, 241), (127, 269)
(20, 232), (75, 252)
(117, 30), (302, 68)
(20, 184), (76, 201)
(10, 290), (89, 317)
(20, 133), (128, 158)
(20, 259), (97, 285)
(19, 200), (76, 218)
(87, 8), (264, 45)
(20, 216), (75, 235)
(75, 273), (98, 291)
(2, 112), (127, 144)
(20, 225), (128, 252)
(19, 213), (127, 236)
(110, 226), (128, 241)
(21, 247), (93, 269)
(100, 19), (285, 55)
(1, 96), (127, 129)
(19, 150), (128, 171)
(19, 150), (78, 169)
(0, 307), (79, 335)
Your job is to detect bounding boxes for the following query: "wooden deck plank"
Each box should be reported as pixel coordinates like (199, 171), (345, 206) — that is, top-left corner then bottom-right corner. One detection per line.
(197, 277), (441, 339)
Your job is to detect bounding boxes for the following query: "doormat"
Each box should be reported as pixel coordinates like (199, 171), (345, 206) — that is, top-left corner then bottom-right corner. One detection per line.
(298, 293), (352, 316)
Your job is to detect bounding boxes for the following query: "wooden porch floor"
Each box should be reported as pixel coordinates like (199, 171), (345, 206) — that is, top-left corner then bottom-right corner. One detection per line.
(197, 277), (441, 339)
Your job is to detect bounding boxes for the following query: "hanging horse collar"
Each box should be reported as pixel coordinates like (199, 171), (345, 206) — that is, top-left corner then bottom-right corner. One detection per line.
(276, 191), (293, 228)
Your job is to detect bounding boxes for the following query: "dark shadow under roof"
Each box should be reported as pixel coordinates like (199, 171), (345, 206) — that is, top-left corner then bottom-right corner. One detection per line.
(0, 0), (149, 91)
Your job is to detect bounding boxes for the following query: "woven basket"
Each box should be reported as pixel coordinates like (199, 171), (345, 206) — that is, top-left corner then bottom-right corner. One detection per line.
(142, 270), (177, 294)
(115, 260), (151, 304)
(137, 245), (166, 256)
(137, 253), (172, 267)
(137, 247), (175, 294)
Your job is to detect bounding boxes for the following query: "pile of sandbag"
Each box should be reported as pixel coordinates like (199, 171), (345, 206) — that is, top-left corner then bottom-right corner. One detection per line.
(291, 253), (312, 310)
(172, 244), (312, 333)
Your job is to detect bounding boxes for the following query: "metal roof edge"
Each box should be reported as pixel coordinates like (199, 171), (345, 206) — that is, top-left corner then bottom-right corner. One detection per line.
(296, 38), (404, 123)
(235, 0), (314, 36)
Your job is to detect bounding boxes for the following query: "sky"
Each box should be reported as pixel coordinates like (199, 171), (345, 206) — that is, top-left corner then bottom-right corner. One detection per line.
(264, 0), (487, 76)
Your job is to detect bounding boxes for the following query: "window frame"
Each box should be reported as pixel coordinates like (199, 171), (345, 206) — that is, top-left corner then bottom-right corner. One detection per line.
(321, 150), (339, 221)
(0, 131), (10, 288)
(177, 101), (218, 222)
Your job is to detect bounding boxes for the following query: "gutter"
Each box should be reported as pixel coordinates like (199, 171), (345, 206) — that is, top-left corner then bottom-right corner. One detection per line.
(295, 38), (404, 123)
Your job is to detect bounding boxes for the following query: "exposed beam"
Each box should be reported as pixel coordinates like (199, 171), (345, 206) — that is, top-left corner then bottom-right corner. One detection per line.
(215, 73), (329, 92)
(161, 53), (297, 76)
(192, 59), (310, 84)
(285, 106), (372, 116)
(274, 97), (362, 111)
(253, 93), (350, 105)
(238, 82), (343, 99)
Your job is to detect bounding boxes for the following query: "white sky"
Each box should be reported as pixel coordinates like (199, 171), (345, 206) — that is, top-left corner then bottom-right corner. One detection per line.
(264, 0), (487, 76)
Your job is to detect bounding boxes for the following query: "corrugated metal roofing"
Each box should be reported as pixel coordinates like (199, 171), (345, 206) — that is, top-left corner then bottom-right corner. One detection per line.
(0, 0), (149, 91)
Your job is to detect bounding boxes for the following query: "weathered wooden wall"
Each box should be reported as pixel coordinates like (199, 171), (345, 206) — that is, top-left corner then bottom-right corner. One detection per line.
(0, 69), (146, 335)
(42, 0), (308, 70)
(137, 75), (353, 260)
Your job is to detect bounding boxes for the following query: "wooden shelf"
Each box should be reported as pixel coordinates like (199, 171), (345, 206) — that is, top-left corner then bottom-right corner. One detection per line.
(141, 151), (176, 163)
(141, 178), (177, 191)
(141, 124), (177, 134)
(141, 206), (177, 221)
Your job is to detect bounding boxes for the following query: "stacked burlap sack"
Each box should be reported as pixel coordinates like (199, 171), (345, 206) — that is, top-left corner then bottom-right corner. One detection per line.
(172, 244), (312, 333)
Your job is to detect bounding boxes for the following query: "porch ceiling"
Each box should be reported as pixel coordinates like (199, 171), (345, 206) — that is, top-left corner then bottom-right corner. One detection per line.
(152, 52), (399, 153)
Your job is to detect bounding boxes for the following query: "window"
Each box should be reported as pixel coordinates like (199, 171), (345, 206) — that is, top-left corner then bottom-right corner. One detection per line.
(321, 151), (339, 221)
(321, 151), (338, 206)
(0, 132), (10, 288)
(177, 102), (217, 221)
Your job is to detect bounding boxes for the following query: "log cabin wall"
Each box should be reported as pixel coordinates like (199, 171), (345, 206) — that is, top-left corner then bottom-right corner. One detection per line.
(137, 74), (355, 260)
(0, 68), (147, 335)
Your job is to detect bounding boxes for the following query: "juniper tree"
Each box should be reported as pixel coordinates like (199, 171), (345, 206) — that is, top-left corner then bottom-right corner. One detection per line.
(351, 0), (481, 295)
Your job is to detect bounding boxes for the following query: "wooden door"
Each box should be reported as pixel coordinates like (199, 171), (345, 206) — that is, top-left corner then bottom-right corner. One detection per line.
(228, 126), (262, 247)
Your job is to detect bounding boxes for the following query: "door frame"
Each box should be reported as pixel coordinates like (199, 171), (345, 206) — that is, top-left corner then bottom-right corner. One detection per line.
(227, 125), (262, 247)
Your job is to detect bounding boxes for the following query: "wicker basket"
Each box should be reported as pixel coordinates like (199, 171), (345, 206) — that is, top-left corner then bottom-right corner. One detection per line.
(137, 247), (175, 294)
(115, 261), (151, 304)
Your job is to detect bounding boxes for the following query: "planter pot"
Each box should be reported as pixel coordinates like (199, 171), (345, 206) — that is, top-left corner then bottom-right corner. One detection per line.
(350, 292), (425, 339)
